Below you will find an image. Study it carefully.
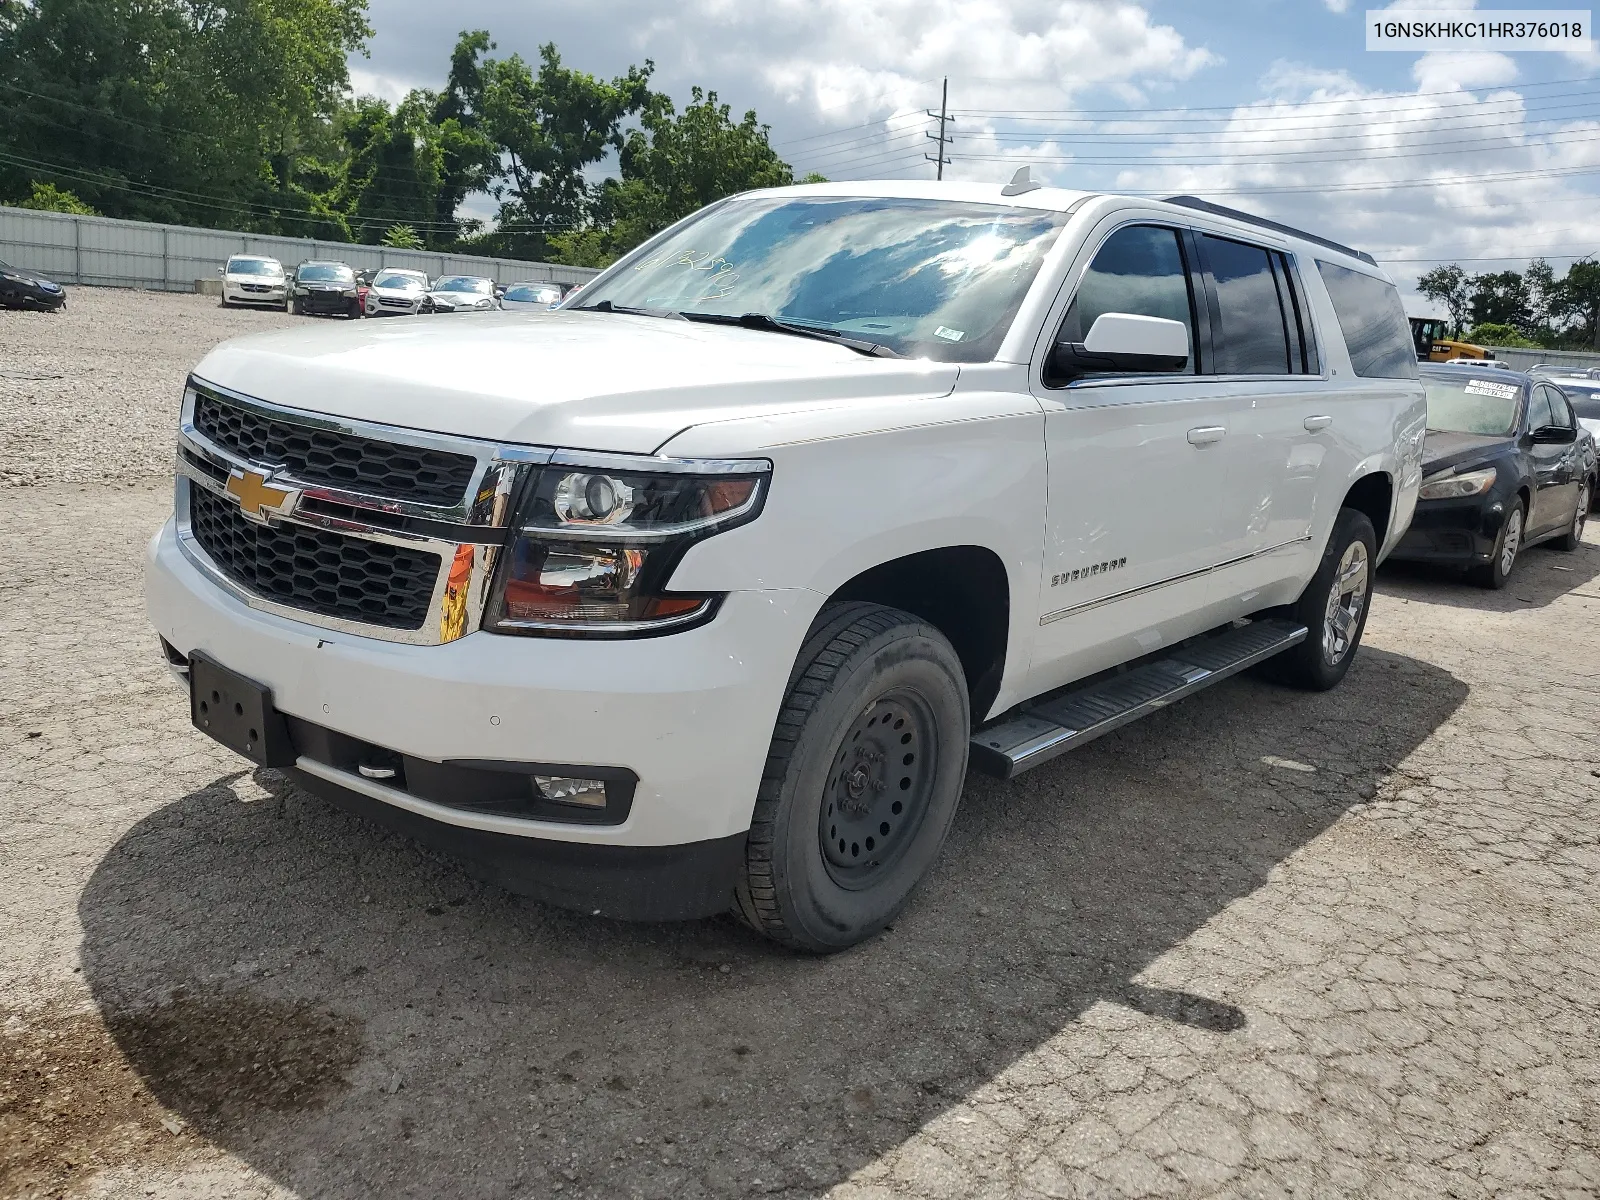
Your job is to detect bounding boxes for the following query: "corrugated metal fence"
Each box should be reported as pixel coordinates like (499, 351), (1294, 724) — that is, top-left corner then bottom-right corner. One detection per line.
(0, 205), (600, 292)
(1485, 346), (1600, 373)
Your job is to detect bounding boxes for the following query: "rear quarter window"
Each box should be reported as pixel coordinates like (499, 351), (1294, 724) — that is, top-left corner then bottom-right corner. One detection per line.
(1315, 260), (1419, 380)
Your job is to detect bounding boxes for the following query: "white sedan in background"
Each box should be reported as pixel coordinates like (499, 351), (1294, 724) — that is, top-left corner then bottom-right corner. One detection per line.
(219, 256), (288, 309)
(498, 282), (564, 311)
(364, 268), (431, 317)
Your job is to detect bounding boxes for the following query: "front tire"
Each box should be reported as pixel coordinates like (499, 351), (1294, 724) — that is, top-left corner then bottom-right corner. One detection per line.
(1263, 507), (1376, 691)
(1554, 481), (1590, 551)
(1472, 500), (1523, 588)
(734, 603), (970, 953)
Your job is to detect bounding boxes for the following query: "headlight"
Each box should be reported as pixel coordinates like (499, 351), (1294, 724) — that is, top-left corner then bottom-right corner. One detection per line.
(294, 286), (308, 296)
(343, 287), (357, 297)
(1418, 466), (1497, 500)
(482, 455), (770, 637)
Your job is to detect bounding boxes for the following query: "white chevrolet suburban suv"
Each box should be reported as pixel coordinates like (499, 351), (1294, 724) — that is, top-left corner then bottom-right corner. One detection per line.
(146, 181), (1426, 952)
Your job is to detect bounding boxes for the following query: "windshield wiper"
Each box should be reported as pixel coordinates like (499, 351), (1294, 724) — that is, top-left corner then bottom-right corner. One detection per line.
(573, 299), (684, 320)
(678, 311), (899, 358)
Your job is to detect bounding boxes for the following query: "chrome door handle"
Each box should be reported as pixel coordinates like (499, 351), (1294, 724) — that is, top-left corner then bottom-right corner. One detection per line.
(1303, 414), (1333, 432)
(1187, 425), (1226, 446)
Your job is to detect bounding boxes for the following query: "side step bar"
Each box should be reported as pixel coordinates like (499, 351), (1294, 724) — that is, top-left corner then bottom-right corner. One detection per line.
(969, 618), (1308, 780)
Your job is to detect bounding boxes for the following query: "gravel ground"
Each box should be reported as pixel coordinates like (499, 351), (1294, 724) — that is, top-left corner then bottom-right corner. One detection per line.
(3, 298), (1600, 1199)
(0, 288), (300, 488)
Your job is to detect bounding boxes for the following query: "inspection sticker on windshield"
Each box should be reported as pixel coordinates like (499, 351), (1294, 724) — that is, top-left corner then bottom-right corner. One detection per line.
(934, 326), (965, 342)
(1465, 379), (1518, 399)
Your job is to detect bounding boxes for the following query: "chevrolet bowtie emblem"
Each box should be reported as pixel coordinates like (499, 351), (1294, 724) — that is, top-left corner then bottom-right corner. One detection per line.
(224, 469), (297, 522)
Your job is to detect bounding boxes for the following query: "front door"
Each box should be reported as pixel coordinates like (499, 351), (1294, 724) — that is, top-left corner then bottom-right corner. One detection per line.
(1027, 222), (1245, 696)
(1529, 384), (1581, 534)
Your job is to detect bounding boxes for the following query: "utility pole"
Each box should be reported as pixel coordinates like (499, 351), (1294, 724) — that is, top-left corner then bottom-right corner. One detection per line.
(925, 77), (953, 180)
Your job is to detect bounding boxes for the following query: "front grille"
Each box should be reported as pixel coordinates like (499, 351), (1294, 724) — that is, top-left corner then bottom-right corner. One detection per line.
(193, 391), (477, 507)
(242, 284), (272, 293)
(187, 486), (440, 630)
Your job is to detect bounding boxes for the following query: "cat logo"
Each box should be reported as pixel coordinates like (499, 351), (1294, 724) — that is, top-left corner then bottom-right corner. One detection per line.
(224, 469), (299, 523)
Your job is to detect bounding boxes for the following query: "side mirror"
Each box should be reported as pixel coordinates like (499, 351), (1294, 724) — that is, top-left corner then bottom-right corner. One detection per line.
(1531, 424), (1577, 444)
(1052, 312), (1189, 380)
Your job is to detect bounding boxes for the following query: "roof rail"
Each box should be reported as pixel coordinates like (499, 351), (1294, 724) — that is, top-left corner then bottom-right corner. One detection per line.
(1161, 195), (1378, 266)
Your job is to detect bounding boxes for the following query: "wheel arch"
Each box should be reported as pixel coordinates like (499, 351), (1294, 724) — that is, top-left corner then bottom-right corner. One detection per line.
(826, 545), (1010, 724)
(1341, 471), (1394, 549)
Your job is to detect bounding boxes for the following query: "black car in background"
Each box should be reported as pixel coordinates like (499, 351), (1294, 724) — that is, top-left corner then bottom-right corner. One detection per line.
(290, 260), (361, 318)
(0, 256), (66, 311)
(1390, 363), (1595, 587)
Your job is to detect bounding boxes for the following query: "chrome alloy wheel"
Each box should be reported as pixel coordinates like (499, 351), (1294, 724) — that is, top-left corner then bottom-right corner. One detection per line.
(1575, 484), (1591, 541)
(819, 689), (938, 889)
(1322, 540), (1370, 666)
(1500, 507), (1523, 575)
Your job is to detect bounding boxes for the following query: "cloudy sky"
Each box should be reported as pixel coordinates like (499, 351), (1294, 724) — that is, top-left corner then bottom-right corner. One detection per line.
(350, 0), (1600, 311)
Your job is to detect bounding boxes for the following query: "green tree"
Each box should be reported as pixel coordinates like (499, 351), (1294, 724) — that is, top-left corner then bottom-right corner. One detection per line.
(477, 43), (655, 256)
(14, 181), (98, 214)
(1466, 270), (1531, 333)
(380, 223), (423, 249)
(0, 0), (369, 230)
(1552, 258), (1600, 349)
(1416, 264), (1470, 338)
(337, 94), (444, 243)
(1463, 322), (1538, 348)
(424, 30), (501, 243)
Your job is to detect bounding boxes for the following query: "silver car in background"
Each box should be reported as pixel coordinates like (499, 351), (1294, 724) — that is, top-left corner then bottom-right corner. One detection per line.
(498, 281), (564, 311)
(423, 275), (500, 313)
(364, 268), (431, 317)
(220, 255), (288, 309)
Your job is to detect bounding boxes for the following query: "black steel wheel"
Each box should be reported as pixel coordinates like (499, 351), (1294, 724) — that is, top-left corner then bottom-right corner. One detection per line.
(818, 689), (938, 888)
(735, 602), (969, 953)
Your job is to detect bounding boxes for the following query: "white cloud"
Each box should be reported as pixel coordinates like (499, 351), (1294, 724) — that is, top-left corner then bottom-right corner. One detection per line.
(1109, 65), (1600, 311)
(347, 67), (413, 106)
(1323, 0), (1350, 12)
(1411, 51), (1518, 93)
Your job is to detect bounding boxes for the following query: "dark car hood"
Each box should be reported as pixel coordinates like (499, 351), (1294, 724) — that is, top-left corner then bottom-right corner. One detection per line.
(3, 267), (60, 290)
(1422, 430), (1513, 475)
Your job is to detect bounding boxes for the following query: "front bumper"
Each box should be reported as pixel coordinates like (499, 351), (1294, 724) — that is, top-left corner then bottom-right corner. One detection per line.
(145, 519), (822, 906)
(367, 294), (422, 316)
(224, 282), (287, 305)
(1, 283), (65, 311)
(295, 290), (358, 314)
(1389, 495), (1506, 565)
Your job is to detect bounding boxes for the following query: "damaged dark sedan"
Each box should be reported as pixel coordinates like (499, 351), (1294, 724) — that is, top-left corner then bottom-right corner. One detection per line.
(0, 256), (66, 312)
(1390, 364), (1595, 588)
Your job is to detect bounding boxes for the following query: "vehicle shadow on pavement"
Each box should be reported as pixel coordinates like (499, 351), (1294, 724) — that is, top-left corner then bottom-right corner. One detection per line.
(1379, 531), (1600, 610)
(76, 647), (1466, 1199)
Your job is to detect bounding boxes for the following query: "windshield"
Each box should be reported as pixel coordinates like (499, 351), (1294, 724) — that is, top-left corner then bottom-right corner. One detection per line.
(436, 276), (492, 293)
(298, 263), (354, 283)
(227, 257), (282, 276)
(575, 195), (1070, 361)
(374, 272), (425, 291)
(1423, 376), (1522, 436)
(505, 285), (560, 303)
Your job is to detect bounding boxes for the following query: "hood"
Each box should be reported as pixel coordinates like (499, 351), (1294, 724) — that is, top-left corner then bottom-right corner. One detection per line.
(191, 309), (960, 454)
(1421, 429), (1513, 476)
(427, 290), (494, 305)
(226, 273), (283, 284)
(3, 265), (57, 288)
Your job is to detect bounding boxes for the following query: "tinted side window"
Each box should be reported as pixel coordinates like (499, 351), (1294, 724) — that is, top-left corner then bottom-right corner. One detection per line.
(1526, 386), (1554, 431)
(1273, 252), (1320, 374)
(1199, 235), (1292, 375)
(1545, 388), (1575, 430)
(1314, 260), (1420, 379)
(1057, 225), (1197, 375)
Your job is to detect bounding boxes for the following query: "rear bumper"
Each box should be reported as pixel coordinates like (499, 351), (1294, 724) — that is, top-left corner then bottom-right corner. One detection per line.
(1389, 496), (1504, 565)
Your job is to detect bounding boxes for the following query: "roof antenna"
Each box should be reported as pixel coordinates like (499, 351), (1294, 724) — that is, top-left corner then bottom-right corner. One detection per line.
(1001, 165), (1041, 196)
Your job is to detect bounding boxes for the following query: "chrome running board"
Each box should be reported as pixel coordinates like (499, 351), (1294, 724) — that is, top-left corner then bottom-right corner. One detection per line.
(969, 619), (1308, 779)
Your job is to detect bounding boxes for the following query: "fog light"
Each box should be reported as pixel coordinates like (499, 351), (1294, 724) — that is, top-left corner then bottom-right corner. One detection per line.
(535, 775), (608, 808)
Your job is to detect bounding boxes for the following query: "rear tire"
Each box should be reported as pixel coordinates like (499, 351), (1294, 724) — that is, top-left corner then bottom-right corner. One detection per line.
(1554, 481), (1590, 551)
(1472, 500), (1523, 588)
(1263, 507), (1376, 692)
(734, 602), (969, 953)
